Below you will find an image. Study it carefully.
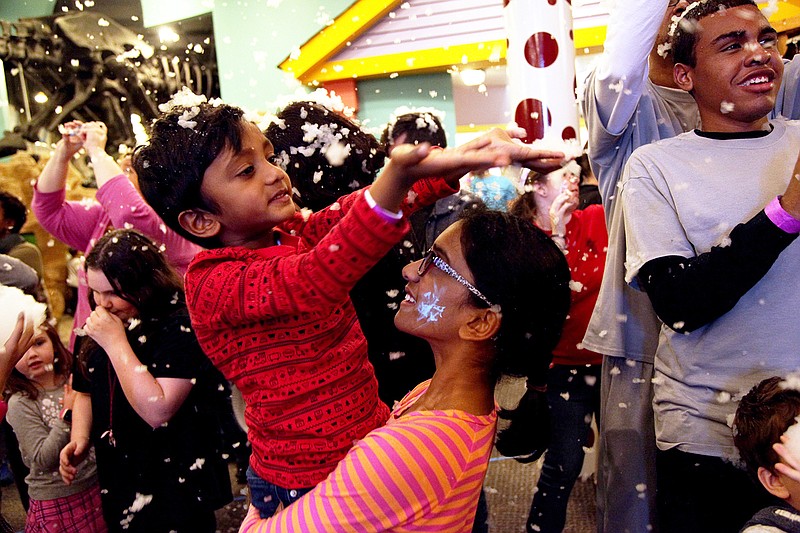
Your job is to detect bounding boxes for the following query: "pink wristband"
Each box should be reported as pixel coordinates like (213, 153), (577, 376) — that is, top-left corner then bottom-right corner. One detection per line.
(364, 189), (403, 223)
(765, 196), (800, 234)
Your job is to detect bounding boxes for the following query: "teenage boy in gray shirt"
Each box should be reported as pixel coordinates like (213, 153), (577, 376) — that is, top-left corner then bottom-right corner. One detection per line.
(620, 1), (800, 531)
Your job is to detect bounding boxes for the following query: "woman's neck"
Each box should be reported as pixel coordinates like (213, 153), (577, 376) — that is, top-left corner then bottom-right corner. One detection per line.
(408, 345), (495, 416)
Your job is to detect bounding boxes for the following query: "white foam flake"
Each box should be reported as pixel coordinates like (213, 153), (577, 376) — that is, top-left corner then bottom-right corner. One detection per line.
(189, 458), (205, 470)
(763, 0), (779, 18)
(158, 87), (210, 113)
(720, 101), (735, 114)
(389, 351), (405, 361)
(569, 280), (584, 292)
(781, 371), (800, 392)
(0, 286), (47, 345)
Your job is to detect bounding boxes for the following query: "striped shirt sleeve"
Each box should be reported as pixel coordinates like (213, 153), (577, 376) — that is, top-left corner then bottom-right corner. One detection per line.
(238, 410), (496, 533)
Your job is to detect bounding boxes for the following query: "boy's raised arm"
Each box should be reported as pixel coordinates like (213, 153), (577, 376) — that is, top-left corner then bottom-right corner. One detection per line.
(590, 0), (669, 135)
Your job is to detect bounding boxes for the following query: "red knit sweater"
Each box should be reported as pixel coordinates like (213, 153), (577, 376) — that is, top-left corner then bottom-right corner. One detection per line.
(185, 182), (455, 488)
(551, 204), (608, 366)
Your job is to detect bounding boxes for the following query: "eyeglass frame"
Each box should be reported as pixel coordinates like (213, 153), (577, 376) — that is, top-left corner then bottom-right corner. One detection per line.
(418, 248), (495, 308)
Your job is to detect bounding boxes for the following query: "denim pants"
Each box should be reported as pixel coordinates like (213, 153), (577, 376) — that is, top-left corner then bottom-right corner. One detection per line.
(247, 466), (313, 519)
(527, 364), (601, 533)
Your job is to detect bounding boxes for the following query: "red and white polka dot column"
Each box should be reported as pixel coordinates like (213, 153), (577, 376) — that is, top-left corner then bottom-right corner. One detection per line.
(504, 0), (579, 144)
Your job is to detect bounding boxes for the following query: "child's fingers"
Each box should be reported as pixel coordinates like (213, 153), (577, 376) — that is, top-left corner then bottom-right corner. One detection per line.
(775, 442), (800, 470)
(774, 460), (800, 483)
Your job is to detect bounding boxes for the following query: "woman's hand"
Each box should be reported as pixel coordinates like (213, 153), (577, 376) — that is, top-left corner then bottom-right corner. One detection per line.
(59, 438), (90, 485)
(83, 307), (127, 353)
(55, 120), (85, 160)
(81, 122), (109, 160)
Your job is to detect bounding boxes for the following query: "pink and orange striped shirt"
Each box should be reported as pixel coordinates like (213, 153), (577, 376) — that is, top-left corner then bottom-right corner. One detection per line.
(238, 380), (497, 532)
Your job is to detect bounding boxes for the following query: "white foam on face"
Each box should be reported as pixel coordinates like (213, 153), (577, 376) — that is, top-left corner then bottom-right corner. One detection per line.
(0, 286), (47, 346)
(417, 290), (446, 323)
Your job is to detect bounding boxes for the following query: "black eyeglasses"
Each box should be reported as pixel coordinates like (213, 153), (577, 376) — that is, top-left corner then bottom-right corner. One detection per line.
(418, 248), (494, 308)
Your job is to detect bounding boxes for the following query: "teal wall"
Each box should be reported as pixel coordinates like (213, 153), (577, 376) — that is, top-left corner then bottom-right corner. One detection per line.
(0, 0), (54, 135)
(0, 0), (52, 21)
(357, 73), (456, 146)
(141, 0), (353, 111)
(0, 1), (457, 137)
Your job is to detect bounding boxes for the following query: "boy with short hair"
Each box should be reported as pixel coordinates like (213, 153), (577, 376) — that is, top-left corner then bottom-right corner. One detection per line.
(734, 376), (800, 532)
(132, 93), (562, 518)
(620, 1), (800, 530)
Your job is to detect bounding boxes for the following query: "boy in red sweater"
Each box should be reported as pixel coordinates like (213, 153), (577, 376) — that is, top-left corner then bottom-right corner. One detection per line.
(132, 92), (564, 518)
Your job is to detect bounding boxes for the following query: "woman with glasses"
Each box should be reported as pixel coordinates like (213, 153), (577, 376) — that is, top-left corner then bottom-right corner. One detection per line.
(505, 167), (608, 533)
(239, 209), (571, 532)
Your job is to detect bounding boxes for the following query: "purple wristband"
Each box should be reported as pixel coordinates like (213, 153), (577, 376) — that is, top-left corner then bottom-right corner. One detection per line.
(765, 196), (800, 234)
(364, 189), (403, 223)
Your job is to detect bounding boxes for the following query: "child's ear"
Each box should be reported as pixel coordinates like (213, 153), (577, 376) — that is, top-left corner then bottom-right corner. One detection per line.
(459, 307), (501, 343)
(674, 63), (695, 93)
(532, 179), (549, 198)
(758, 466), (791, 500)
(177, 209), (221, 239)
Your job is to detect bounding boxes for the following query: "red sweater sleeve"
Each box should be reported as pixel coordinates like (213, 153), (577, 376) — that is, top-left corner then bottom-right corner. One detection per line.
(186, 191), (409, 325)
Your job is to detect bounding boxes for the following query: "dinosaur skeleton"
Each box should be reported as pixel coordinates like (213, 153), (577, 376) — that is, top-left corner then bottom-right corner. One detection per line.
(0, 11), (217, 155)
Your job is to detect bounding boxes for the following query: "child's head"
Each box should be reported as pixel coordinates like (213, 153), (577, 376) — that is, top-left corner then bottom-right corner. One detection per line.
(134, 100), (295, 248)
(85, 229), (184, 322)
(734, 376), (800, 507)
(381, 111), (447, 155)
(7, 323), (71, 399)
(0, 190), (27, 235)
(671, 0), (781, 130)
(266, 100), (386, 212)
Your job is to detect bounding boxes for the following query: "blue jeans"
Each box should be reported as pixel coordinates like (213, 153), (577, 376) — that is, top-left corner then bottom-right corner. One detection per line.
(527, 364), (601, 533)
(246, 466), (312, 519)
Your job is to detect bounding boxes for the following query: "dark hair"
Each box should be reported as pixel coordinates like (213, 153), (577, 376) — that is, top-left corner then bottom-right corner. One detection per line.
(83, 229), (184, 321)
(0, 191), (27, 233)
(5, 323), (72, 401)
(78, 229), (185, 375)
(734, 376), (800, 479)
(266, 101), (386, 212)
(463, 208), (571, 462)
(671, 0), (758, 67)
(133, 102), (248, 247)
(380, 112), (447, 152)
(459, 208), (570, 381)
(576, 154), (593, 184)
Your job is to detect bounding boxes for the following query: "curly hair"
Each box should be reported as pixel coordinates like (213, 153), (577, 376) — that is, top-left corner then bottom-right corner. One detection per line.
(266, 101), (385, 212)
